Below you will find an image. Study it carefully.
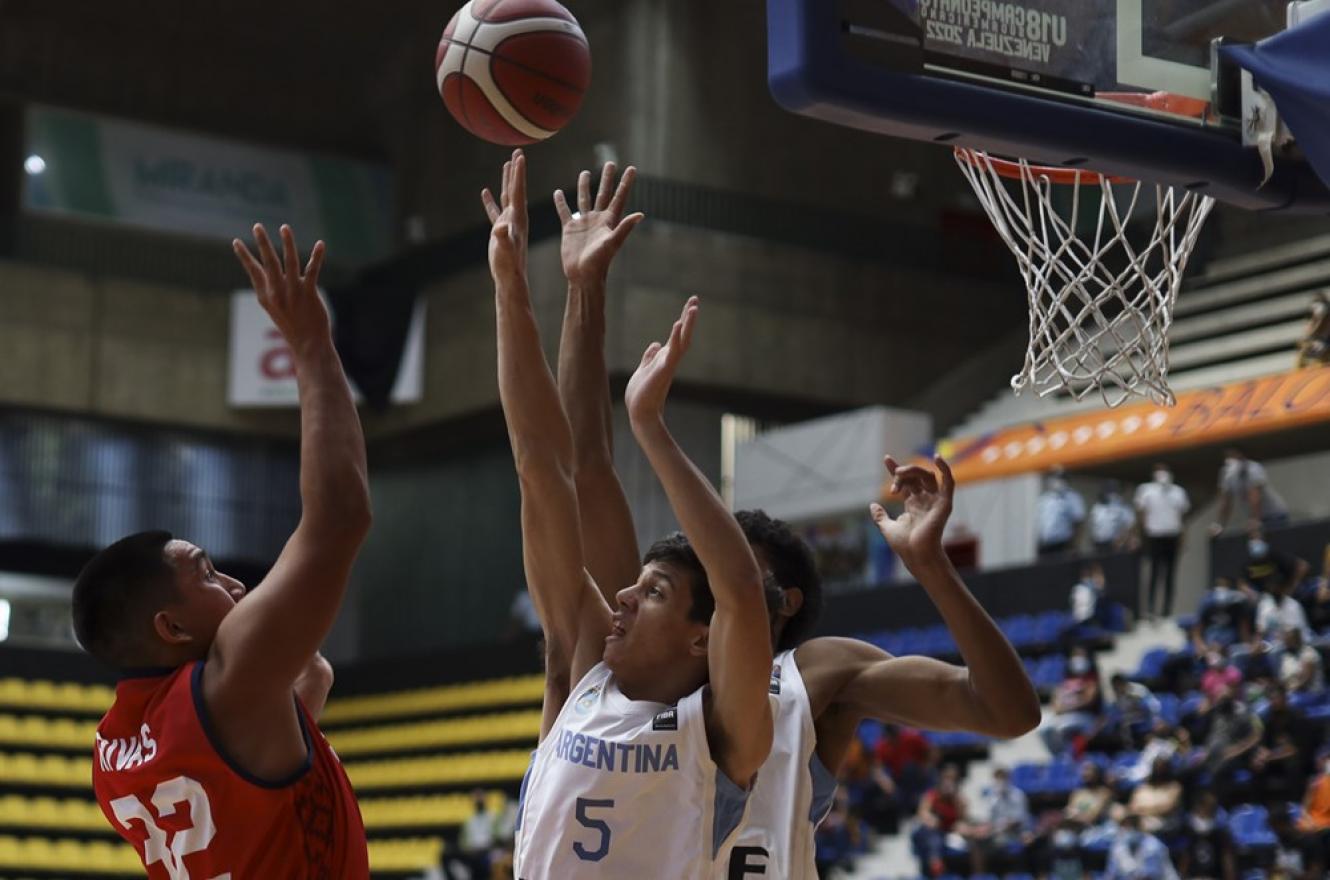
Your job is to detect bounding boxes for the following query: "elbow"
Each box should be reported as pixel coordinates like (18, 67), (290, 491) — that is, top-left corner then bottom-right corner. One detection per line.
(996, 696), (1043, 739)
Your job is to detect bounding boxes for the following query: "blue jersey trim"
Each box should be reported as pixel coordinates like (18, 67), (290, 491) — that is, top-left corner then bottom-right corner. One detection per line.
(514, 749), (537, 833)
(712, 768), (750, 859)
(190, 660), (314, 789)
(808, 751), (838, 825)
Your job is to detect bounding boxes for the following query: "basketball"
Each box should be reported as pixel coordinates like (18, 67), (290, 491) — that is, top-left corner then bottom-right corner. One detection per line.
(435, 0), (591, 146)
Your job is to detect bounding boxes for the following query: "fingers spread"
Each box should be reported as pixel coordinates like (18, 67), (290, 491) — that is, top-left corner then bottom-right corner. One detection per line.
(281, 225), (301, 281)
(233, 240), (264, 289)
(254, 224), (281, 277)
(594, 162), (616, 211)
(611, 212), (646, 246)
(304, 240), (327, 286)
(553, 189), (572, 224)
(577, 169), (592, 213)
(608, 166), (637, 221)
(501, 161), (512, 208)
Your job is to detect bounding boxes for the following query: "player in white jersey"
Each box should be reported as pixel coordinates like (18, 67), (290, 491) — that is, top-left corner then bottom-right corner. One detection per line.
(483, 150), (777, 879)
(552, 161), (1043, 879)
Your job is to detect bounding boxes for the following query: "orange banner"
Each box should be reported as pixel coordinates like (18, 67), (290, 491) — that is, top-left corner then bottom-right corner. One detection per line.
(934, 366), (1330, 485)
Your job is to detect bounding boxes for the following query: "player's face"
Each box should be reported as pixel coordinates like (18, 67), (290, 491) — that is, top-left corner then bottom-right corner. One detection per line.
(162, 540), (248, 650)
(605, 561), (706, 673)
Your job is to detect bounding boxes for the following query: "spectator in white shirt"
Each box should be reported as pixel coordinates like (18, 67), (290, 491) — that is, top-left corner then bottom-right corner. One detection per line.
(1211, 448), (1289, 536)
(1037, 466), (1086, 559)
(1134, 463), (1191, 618)
(1279, 627), (1324, 694)
(1090, 480), (1136, 555)
(1257, 579), (1311, 642)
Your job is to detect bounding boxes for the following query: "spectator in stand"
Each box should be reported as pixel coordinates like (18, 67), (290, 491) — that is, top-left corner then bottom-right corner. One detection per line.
(1191, 577), (1254, 652)
(1297, 749), (1330, 852)
(1177, 790), (1236, 880)
(1124, 719), (1185, 787)
(1256, 572), (1313, 640)
(856, 749), (903, 835)
(1272, 803), (1324, 880)
(1105, 810), (1180, 880)
(1037, 466), (1086, 559)
(1134, 462), (1191, 619)
(504, 588), (542, 641)
(962, 766), (1032, 876)
(814, 788), (865, 879)
(1197, 685), (1263, 802)
(1090, 480), (1137, 554)
(912, 764), (967, 878)
(1299, 542), (1330, 631)
(1127, 756), (1184, 836)
(446, 790), (497, 880)
(1242, 530), (1311, 598)
(874, 724), (937, 813)
(1279, 626), (1325, 694)
(1210, 448), (1290, 536)
(1108, 672), (1162, 750)
(1064, 562), (1120, 644)
(1200, 646), (1243, 701)
(1295, 290), (1330, 369)
(1040, 647), (1103, 754)
(1065, 762), (1114, 829)
(1252, 684), (1314, 803)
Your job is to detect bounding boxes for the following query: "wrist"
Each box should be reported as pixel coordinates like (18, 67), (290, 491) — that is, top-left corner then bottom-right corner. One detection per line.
(629, 412), (668, 441)
(289, 331), (337, 364)
(901, 544), (950, 576)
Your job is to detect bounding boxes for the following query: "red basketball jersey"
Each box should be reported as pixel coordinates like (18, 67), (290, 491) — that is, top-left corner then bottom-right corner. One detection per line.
(91, 661), (369, 879)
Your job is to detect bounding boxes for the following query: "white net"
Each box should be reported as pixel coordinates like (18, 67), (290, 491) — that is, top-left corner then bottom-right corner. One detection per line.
(955, 148), (1216, 407)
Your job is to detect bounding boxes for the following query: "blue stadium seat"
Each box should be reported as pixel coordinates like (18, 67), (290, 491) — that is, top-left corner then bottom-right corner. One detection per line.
(1047, 760), (1080, 795)
(1230, 805), (1277, 850)
(1133, 648), (1170, 682)
(1004, 874), (1035, 880)
(1011, 763), (1044, 794)
(1156, 693), (1180, 725)
(858, 719), (884, 752)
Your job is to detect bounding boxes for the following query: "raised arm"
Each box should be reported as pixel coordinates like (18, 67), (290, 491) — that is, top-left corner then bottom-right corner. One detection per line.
(554, 163), (646, 602)
(624, 299), (773, 785)
(206, 225), (371, 721)
(485, 151), (612, 738)
(803, 457), (1039, 769)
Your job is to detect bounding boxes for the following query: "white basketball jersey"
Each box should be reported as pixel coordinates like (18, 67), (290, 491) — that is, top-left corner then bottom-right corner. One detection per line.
(716, 649), (837, 879)
(514, 662), (749, 880)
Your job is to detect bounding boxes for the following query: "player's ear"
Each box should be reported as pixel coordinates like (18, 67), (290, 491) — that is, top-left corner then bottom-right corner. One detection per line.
(152, 610), (194, 646)
(777, 587), (804, 620)
(688, 626), (708, 659)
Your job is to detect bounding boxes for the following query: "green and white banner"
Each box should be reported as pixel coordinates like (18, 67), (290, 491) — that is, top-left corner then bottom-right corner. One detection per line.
(23, 106), (392, 264)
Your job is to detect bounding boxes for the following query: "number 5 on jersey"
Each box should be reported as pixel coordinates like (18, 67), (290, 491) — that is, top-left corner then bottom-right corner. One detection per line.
(573, 797), (614, 861)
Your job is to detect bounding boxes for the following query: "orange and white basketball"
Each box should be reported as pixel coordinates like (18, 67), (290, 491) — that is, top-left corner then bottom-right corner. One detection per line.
(435, 0), (592, 146)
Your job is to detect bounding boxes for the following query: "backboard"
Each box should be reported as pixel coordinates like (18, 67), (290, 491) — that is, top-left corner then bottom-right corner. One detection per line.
(768, 0), (1330, 212)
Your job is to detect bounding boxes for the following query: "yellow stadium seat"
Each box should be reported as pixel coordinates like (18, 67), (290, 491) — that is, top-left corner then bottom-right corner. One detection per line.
(327, 708), (541, 756)
(0, 679), (112, 716)
(367, 836), (446, 872)
(322, 674), (544, 725)
(0, 752), (91, 788)
(0, 714), (97, 750)
(358, 790), (508, 829)
(345, 748), (532, 790)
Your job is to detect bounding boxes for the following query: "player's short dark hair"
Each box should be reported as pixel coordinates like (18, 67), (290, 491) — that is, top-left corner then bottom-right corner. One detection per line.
(71, 531), (177, 668)
(644, 533), (713, 624)
(643, 531), (785, 627)
(736, 509), (823, 651)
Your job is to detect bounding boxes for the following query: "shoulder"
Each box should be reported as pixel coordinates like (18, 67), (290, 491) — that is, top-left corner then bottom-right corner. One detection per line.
(796, 636), (889, 670)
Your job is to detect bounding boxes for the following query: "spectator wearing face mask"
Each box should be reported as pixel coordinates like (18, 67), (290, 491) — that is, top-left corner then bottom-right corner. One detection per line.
(1243, 530), (1310, 597)
(1198, 685), (1263, 802)
(1106, 673), (1161, 750)
(1257, 575), (1312, 642)
(1279, 626), (1324, 694)
(1177, 790), (1236, 880)
(1199, 646), (1242, 701)
(1127, 756), (1183, 836)
(1105, 810), (1179, 880)
(1090, 480), (1136, 555)
(1064, 563), (1121, 644)
(1190, 577), (1254, 652)
(1211, 448), (1289, 537)
(1037, 466), (1087, 559)
(1296, 290), (1330, 369)
(1040, 648), (1102, 755)
(1133, 463), (1190, 619)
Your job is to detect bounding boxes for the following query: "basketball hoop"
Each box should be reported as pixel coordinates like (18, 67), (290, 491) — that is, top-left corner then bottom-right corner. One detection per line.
(955, 147), (1216, 407)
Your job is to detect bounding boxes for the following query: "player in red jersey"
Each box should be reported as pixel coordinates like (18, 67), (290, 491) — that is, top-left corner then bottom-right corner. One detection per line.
(73, 224), (373, 879)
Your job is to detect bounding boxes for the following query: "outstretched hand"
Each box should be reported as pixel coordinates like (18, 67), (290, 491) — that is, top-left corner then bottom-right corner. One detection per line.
(233, 224), (329, 353)
(870, 455), (956, 568)
(482, 149), (530, 283)
(555, 162), (645, 285)
(625, 296), (699, 428)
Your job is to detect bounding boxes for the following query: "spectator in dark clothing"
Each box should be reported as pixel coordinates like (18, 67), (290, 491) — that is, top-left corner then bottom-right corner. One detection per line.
(1177, 790), (1236, 880)
(1271, 804), (1324, 880)
(1252, 684), (1314, 803)
(873, 725), (936, 813)
(1241, 530), (1309, 596)
(854, 751), (902, 835)
(1190, 577), (1254, 652)
(912, 764), (967, 878)
(1198, 686), (1264, 803)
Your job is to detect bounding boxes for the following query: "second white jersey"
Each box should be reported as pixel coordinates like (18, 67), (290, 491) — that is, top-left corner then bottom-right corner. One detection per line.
(514, 662), (749, 879)
(716, 648), (838, 879)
